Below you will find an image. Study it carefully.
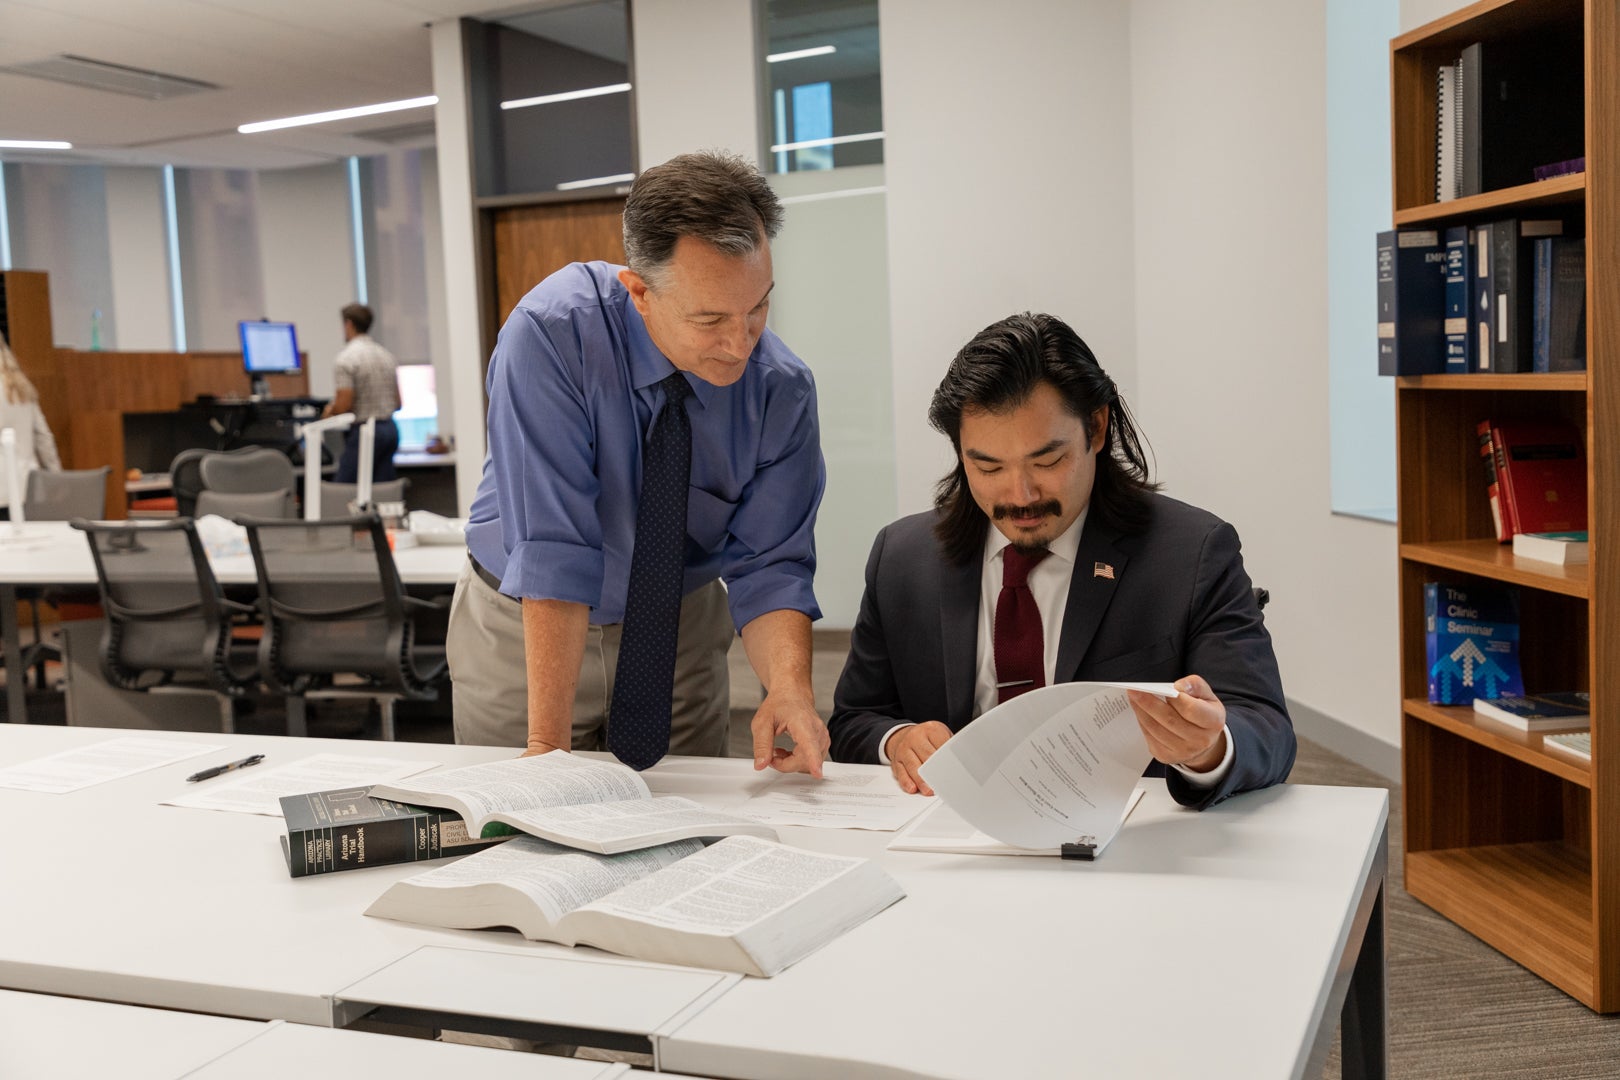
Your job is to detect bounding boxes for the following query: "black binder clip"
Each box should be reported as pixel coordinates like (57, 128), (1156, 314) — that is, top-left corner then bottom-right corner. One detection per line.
(1060, 836), (1097, 861)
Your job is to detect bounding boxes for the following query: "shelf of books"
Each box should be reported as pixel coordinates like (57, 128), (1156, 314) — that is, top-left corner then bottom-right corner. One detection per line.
(1389, 0), (1620, 1010)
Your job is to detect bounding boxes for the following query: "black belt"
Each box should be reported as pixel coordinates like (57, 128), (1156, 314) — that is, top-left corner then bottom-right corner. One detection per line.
(469, 553), (519, 602)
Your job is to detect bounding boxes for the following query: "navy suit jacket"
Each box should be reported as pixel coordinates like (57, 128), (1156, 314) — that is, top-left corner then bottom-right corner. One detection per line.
(827, 495), (1295, 809)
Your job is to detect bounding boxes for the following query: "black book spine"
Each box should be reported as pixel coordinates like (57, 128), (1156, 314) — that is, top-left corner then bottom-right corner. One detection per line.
(287, 808), (456, 877)
(1491, 220), (1522, 373)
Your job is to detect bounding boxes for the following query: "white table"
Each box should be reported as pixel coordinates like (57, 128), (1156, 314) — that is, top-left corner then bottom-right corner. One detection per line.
(0, 521), (466, 725)
(0, 989), (633, 1079)
(0, 725), (1387, 1078)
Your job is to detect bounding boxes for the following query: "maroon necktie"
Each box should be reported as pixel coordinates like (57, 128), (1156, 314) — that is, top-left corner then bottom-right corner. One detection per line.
(995, 546), (1050, 704)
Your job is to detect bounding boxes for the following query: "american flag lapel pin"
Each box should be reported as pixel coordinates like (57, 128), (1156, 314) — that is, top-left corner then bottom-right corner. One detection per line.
(1093, 562), (1115, 580)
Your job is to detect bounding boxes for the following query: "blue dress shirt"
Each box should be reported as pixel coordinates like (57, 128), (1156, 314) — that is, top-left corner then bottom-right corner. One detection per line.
(466, 262), (825, 630)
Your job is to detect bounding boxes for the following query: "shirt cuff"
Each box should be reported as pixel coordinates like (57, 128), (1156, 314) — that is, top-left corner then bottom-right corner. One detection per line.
(1170, 727), (1233, 789)
(502, 538), (604, 607)
(876, 723), (915, 766)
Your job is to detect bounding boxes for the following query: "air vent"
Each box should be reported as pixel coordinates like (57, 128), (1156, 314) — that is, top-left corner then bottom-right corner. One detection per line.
(0, 55), (217, 100)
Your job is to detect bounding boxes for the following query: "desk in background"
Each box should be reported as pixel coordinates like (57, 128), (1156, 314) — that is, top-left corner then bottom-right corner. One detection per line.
(0, 725), (1388, 1078)
(0, 522), (465, 726)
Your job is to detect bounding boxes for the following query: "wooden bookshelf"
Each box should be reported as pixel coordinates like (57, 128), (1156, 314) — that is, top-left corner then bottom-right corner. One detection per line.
(1392, 0), (1619, 1010)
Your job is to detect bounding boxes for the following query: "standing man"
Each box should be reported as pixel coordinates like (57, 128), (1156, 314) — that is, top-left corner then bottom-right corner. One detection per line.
(449, 151), (829, 776)
(829, 312), (1295, 808)
(326, 303), (401, 483)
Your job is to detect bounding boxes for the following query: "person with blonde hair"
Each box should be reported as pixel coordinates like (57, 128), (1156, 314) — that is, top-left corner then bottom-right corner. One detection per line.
(0, 334), (60, 518)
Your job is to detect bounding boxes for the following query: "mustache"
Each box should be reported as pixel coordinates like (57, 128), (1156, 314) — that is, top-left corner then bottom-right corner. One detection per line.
(991, 500), (1062, 521)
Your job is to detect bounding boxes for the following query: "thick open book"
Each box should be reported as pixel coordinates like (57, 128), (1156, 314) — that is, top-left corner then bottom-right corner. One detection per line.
(366, 753), (778, 855)
(365, 833), (905, 977)
(919, 681), (1170, 854)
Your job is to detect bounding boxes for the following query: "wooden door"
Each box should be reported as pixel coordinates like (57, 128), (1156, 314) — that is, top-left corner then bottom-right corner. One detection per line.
(490, 197), (628, 330)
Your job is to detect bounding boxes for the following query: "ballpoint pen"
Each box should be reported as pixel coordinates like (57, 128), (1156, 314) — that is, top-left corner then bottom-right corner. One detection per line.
(186, 754), (266, 783)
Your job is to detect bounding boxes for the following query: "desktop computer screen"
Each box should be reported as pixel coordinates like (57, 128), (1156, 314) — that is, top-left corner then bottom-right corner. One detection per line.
(239, 320), (302, 375)
(394, 364), (439, 450)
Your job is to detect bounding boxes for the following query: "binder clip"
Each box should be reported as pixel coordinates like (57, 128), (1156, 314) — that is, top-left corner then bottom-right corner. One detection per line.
(1060, 836), (1097, 861)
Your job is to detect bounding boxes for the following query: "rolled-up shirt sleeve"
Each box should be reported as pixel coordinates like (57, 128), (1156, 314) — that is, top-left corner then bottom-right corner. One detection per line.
(486, 308), (605, 606)
(721, 374), (825, 630)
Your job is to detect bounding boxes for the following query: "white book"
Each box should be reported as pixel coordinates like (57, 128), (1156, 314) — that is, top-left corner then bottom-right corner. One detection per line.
(365, 834), (905, 977)
(1511, 530), (1588, 566)
(1544, 731), (1591, 765)
(367, 753), (778, 855)
(918, 681), (1174, 852)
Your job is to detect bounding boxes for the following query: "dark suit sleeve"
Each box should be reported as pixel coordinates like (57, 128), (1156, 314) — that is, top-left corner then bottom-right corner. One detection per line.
(827, 525), (908, 763)
(1166, 521), (1296, 810)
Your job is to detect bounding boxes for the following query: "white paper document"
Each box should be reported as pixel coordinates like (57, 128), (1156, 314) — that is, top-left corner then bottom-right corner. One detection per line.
(0, 736), (224, 794)
(163, 753), (438, 816)
(643, 759), (931, 831)
(888, 785), (1148, 857)
(919, 681), (1171, 850)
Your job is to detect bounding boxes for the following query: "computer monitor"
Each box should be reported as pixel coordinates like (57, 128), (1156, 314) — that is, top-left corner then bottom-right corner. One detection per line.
(394, 364), (439, 450)
(239, 320), (301, 397)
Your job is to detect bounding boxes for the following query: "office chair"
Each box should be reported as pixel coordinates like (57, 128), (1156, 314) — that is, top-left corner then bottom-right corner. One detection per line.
(241, 514), (447, 740)
(70, 518), (261, 732)
(168, 448), (211, 519)
(195, 488), (293, 520)
(198, 446), (297, 518)
(13, 467), (111, 691)
(318, 478), (409, 521)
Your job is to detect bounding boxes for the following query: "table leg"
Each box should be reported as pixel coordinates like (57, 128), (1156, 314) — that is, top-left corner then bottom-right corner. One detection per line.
(2, 583), (25, 723)
(1340, 862), (1388, 1080)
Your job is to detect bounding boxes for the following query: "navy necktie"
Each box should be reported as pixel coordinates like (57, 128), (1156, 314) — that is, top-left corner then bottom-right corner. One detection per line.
(994, 546), (1050, 704)
(609, 372), (693, 770)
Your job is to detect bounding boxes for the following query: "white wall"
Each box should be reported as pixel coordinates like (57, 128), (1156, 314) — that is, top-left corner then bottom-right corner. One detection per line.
(630, 0), (761, 167)
(419, 152), (454, 444)
(254, 163), (354, 396)
(879, 0), (1139, 516)
(103, 167), (173, 351)
(1130, 0), (1400, 769)
(769, 164), (896, 626)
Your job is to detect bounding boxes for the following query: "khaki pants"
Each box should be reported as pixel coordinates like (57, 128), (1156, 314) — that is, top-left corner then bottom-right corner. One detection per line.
(447, 558), (732, 756)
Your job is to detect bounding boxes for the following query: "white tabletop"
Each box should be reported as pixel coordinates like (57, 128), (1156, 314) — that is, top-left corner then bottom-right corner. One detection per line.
(0, 726), (1386, 1079)
(0, 990), (632, 1079)
(0, 520), (464, 587)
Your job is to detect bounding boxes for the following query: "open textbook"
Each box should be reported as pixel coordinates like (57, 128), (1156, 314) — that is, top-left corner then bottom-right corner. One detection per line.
(918, 681), (1171, 853)
(365, 833), (905, 977)
(364, 753), (779, 855)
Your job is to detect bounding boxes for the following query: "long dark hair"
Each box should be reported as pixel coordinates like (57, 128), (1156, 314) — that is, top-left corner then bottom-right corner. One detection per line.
(928, 312), (1160, 566)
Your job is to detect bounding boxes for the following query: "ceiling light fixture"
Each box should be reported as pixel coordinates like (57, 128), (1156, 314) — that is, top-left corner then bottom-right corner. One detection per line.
(0, 140), (73, 150)
(502, 83), (632, 111)
(770, 130), (884, 153)
(238, 95), (437, 134)
(766, 45), (837, 63)
(556, 173), (636, 191)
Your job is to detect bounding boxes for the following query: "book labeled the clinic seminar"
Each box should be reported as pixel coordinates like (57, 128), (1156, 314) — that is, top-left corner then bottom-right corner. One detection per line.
(280, 787), (513, 878)
(1425, 581), (1523, 705)
(1473, 691), (1590, 732)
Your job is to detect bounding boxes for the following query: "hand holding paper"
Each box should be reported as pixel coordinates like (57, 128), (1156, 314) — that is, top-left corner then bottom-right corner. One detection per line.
(917, 682), (1175, 851)
(886, 721), (952, 796)
(1126, 675), (1227, 773)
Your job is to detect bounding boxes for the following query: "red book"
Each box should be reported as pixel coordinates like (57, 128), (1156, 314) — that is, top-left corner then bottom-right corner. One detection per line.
(1495, 420), (1587, 536)
(1478, 420), (1512, 542)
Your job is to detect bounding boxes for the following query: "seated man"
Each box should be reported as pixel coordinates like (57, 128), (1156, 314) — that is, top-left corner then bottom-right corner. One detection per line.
(828, 312), (1294, 808)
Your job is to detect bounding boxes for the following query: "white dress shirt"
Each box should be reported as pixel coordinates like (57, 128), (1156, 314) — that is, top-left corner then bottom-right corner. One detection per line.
(880, 511), (1233, 788)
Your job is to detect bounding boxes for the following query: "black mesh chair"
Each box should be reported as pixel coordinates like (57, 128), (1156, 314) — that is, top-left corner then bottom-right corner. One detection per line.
(13, 467), (111, 690)
(169, 449), (211, 519)
(241, 514), (447, 739)
(319, 478), (409, 521)
(70, 518), (260, 732)
(199, 447), (297, 518)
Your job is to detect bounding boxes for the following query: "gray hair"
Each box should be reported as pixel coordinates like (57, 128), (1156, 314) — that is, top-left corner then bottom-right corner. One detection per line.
(622, 151), (783, 289)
